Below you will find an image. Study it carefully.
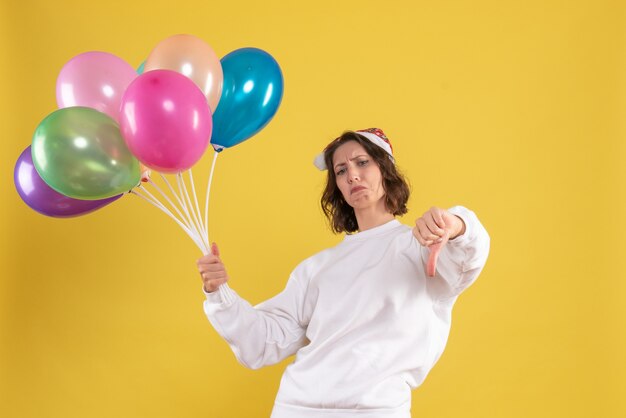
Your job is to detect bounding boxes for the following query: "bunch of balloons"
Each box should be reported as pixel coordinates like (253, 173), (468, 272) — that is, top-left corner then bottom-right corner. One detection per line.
(15, 34), (283, 253)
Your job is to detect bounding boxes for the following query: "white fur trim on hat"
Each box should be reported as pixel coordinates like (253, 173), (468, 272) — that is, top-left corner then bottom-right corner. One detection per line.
(313, 130), (395, 171)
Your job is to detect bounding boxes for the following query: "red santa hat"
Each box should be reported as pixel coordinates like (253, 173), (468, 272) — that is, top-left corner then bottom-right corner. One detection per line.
(313, 128), (394, 171)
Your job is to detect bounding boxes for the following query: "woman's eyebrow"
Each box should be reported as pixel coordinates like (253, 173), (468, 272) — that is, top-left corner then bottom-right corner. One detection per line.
(333, 155), (368, 169)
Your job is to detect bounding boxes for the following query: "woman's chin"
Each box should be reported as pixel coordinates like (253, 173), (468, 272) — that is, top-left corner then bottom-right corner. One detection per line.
(349, 197), (375, 210)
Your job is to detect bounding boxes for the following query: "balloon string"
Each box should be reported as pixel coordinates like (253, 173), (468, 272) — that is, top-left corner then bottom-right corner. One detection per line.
(176, 173), (209, 252)
(188, 168), (207, 244)
(204, 151), (219, 246)
(146, 178), (191, 230)
(159, 173), (195, 231)
(174, 173), (198, 237)
(131, 188), (207, 253)
(131, 158), (219, 257)
(178, 172), (209, 251)
(135, 184), (199, 246)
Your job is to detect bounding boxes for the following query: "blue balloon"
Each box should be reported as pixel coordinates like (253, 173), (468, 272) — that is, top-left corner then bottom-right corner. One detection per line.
(211, 47), (284, 149)
(137, 60), (145, 75)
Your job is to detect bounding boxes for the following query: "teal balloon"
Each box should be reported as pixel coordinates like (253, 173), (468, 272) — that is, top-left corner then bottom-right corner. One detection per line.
(210, 47), (284, 149)
(31, 106), (141, 200)
(137, 60), (145, 74)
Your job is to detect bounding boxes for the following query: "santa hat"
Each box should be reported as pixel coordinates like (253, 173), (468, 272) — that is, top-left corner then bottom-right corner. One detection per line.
(313, 128), (394, 171)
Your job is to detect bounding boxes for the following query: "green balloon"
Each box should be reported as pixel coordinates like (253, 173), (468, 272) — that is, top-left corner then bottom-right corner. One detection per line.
(31, 107), (141, 200)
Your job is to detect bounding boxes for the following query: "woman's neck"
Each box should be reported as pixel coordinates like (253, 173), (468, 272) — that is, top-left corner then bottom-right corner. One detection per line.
(354, 205), (395, 232)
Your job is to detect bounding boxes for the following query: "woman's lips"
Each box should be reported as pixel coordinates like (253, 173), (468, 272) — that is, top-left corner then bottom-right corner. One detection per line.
(350, 186), (366, 194)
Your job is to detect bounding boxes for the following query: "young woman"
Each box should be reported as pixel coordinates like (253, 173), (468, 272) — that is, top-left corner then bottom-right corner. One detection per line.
(197, 128), (490, 418)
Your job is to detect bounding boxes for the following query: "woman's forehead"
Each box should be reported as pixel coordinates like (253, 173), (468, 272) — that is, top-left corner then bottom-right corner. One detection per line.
(333, 141), (369, 161)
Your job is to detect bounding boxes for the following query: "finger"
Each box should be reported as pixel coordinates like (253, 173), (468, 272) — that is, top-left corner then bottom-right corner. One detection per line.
(204, 270), (228, 281)
(199, 263), (226, 273)
(426, 242), (442, 277)
(197, 254), (213, 264)
(205, 277), (229, 292)
(197, 253), (218, 262)
(426, 232), (450, 277)
(413, 226), (426, 246)
(430, 207), (446, 230)
(200, 271), (227, 285)
(197, 254), (220, 266)
(415, 218), (441, 242)
(424, 215), (446, 237)
(413, 226), (436, 247)
(211, 242), (220, 257)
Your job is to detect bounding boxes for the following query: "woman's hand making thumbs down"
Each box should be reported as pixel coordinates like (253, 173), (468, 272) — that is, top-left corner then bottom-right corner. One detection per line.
(412, 207), (466, 277)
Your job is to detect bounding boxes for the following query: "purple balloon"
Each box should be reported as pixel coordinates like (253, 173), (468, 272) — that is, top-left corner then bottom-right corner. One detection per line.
(14, 146), (122, 218)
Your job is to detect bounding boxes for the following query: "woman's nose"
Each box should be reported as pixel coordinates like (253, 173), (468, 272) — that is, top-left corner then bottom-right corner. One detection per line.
(347, 167), (360, 183)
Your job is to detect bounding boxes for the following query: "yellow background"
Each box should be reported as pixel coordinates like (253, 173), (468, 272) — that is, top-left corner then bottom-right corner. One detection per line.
(1, 0), (625, 417)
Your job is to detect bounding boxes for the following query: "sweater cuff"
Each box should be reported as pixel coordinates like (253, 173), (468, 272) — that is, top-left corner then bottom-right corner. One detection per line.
(447, 205), (476, 247)
(203, 283), (237, 306)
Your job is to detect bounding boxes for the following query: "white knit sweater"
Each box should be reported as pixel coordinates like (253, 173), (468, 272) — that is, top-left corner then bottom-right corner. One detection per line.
(203, 205), (490, 418)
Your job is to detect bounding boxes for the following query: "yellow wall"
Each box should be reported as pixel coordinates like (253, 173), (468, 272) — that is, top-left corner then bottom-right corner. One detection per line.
(2, 0), (625, 417)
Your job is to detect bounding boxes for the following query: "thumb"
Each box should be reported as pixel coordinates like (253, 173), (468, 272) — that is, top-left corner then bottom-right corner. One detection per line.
(211, 242), (220, 257)
(426, 232), (449, 277)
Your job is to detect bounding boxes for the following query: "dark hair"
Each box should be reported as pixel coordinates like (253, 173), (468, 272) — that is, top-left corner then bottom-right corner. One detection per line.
(321, 131), (410, 234)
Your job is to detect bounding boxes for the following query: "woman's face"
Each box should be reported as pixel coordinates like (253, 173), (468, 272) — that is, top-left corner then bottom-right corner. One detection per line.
(332, 141), (385, 210)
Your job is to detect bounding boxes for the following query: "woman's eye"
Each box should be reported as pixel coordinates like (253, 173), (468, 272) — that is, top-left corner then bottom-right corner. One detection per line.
(358, 160), (369, 166)
(336, 168), (346, 176)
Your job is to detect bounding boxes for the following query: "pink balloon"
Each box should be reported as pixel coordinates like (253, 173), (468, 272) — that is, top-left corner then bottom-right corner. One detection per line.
(56, 51), (136, 122)
(119, 69), (212, 173)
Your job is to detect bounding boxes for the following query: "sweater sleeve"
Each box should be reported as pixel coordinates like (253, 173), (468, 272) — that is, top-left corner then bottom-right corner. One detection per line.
(421, 205), (491, 301)
(202, 266), (309, 370)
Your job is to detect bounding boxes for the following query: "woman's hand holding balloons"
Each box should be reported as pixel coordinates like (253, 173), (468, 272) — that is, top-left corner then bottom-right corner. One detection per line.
(197, 243), (229, 293)
(412, 207), (466, 277)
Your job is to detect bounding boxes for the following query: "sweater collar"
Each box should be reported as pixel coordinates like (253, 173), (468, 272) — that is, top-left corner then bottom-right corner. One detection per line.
(342, 219), (402, 242)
